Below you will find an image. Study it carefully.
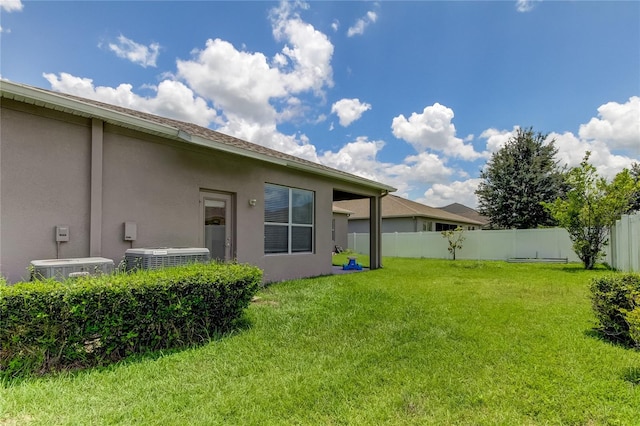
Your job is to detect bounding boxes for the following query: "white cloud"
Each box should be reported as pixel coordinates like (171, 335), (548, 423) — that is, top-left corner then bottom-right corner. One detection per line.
(177, 1), (333, 127)
(331, 20), (339, 32)
(319, 137), (390, 182)
(331, 98), (371, 127)
(107, 35), (160, 68)
(516, 0), (538, 13)
(42, 72), (219, 127)
(578, 96), (640, 155)
(550, 131), (636, 180)
(319, 137), (455, 198)
(0, 0), (23, 12)
(347, 10), (378, 37)
(479, 126), (520, 154)
(391, 103), (483, 160)
(420, 179), (483, 208)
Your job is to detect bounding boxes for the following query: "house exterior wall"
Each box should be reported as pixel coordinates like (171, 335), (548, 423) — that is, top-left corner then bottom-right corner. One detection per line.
(1, 99), (381, 283)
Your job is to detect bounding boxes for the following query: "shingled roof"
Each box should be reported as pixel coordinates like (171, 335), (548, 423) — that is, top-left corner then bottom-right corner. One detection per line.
(334, 194), (484, 226)
(1, 80), (396, 194)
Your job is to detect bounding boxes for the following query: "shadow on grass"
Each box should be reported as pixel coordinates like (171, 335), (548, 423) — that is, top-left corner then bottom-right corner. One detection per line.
(584, 328), (639, 351)
(1, 315), (255, 387)
(622, 366), (640, 385)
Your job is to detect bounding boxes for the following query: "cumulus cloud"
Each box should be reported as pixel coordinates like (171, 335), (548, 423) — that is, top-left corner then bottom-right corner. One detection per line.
(578, 96), (640, 155)
(550, 131), (636, 180)
(318, 137), (455, 198)
(171, 1), (335, 157)
(391, 103), (483, 160)
(420, 179), (483, 208)
(331, 98), (371, 127)
(107, 35), (160, 68)
(347, 10), (377, 37)
(0, 0), (23, 12)
(479, 126), (520, 154)
(42, 72), (219, 127)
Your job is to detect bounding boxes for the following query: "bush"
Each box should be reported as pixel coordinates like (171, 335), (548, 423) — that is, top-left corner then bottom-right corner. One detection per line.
(590, 273), (640, 347)
(0, 262), (262, 379)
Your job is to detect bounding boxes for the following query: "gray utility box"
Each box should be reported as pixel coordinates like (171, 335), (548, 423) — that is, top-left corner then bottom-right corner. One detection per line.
(125, 247), (210, 271)
(30, 257), (115, 281)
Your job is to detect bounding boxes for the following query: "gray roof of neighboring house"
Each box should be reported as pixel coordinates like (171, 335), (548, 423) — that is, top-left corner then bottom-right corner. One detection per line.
(1, 80), (396, 194)
(334, 194), (484, 226)
(332, 206), (353, 215)
(438, 203), (489, 225)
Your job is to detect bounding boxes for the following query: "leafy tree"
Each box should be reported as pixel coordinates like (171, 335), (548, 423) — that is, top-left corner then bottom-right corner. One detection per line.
(441, 227), (465, 260)
(544, 153), (638, 269)
(476, 127), (566, 229)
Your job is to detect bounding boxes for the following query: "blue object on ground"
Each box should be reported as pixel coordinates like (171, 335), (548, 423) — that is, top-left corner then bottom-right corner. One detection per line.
(343, 257), (362, 271)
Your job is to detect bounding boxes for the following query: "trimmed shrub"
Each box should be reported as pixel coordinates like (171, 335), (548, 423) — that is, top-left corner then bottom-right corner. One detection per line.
(0, 262), (262, 379)
(590, 273), (640, 347)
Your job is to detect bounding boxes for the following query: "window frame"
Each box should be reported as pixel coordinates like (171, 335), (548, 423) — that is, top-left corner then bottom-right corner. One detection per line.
(264, 183), (315, 255)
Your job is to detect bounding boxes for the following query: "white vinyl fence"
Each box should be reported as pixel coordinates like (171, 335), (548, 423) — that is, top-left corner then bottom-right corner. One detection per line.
(610, 213), (640, 273)
(348, 215), (640, 272)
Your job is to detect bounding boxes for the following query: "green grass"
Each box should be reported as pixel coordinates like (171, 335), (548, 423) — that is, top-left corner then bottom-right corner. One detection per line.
(2, 259), (639, 425)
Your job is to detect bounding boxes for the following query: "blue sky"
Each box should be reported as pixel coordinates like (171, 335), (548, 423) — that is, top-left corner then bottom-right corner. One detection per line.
(1, 0), (638, 207)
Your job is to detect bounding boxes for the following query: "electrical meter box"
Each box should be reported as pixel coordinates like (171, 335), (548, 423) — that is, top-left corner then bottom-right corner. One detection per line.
(30, 257), (114, 281)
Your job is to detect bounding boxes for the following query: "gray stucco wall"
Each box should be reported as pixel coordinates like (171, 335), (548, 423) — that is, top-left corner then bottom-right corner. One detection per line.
(1, 100), (381, 283)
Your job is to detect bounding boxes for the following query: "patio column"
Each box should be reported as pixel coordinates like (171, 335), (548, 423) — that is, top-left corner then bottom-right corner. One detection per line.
(369, 195), (382, 269)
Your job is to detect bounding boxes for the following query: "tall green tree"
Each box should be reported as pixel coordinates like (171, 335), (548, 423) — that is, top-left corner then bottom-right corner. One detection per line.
(475, 127), (566, 229)
(544, 153), (638, 269)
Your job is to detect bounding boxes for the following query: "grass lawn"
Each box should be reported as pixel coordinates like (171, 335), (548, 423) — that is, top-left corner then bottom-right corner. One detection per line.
(2, 258), (639, 425)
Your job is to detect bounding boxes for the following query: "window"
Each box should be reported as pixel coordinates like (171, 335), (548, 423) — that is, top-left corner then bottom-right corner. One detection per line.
(264, 184), (314, 254)
(435, 223), (458, 232)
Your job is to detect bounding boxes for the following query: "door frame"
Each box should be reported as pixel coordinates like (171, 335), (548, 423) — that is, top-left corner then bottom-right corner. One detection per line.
(199, 190), (235, 261)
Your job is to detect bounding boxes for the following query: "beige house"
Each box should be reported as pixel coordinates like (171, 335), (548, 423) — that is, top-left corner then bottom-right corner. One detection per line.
(0, 81), (395, 283)
(334, 194), (484, 234)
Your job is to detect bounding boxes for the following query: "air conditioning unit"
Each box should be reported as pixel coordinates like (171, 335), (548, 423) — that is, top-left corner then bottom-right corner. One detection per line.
(30, 257), (115, 281)
(125, 247), (210, 271)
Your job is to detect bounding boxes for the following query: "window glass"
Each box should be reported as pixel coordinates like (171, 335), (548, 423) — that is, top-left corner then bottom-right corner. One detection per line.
(265, 184), (289, 223)
(292, 189), (313, 224)
(291, 226), (312, 252)
(265, 225), (288, 254)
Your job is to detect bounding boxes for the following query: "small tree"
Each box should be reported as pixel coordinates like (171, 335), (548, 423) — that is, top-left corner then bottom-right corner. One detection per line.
(544, 153), (638, 269)
(441, 227), (465, 260)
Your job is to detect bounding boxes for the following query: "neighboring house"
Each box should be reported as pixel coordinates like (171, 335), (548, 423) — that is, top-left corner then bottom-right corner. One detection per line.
(334, 194), (484, 234)
(332, 205), (352, 251)
(438, 203), (489, 228)
(0, 81), (395, 283)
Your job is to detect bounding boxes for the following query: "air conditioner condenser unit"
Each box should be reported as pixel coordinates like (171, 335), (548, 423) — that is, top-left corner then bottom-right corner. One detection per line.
(124, 247), (210, 271)
(30, 257), (115, 281)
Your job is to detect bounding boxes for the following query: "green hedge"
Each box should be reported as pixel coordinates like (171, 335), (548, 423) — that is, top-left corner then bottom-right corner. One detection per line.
(0, 262), (262, 379)
(590, 273), (640, 348)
